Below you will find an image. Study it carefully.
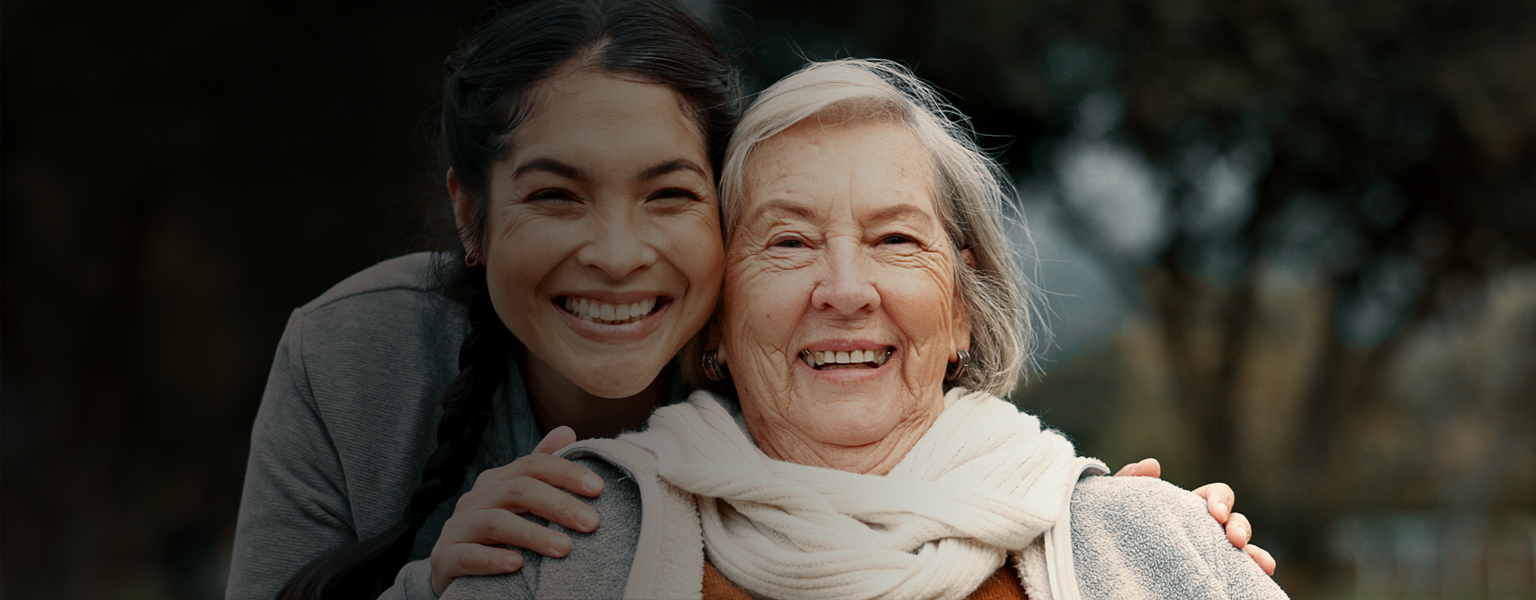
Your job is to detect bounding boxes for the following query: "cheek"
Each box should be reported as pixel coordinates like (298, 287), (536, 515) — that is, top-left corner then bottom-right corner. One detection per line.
(725, 261), (796, 334)
(485, 209), (564, 294)
(664, 214), (725, 293)
(882, 265), (959, 343)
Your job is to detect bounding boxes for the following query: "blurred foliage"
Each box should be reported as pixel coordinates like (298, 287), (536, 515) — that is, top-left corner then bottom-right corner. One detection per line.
(3, 0), (1533, 598)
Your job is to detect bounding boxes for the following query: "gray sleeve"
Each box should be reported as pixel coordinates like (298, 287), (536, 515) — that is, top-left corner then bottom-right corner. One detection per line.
(1069, 476), (1289, 600)
(225, 310), (438, 600)
(442, 458), (642, 600)
(380, 559), (440, 600)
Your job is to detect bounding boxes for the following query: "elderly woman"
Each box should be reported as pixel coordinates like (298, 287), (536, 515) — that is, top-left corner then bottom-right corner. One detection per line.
(442, 59), (1287, 600)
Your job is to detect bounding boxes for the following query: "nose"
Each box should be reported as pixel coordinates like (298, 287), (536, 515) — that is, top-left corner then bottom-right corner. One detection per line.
(811, 238), (879, 315)
(574, 210), (658, 278)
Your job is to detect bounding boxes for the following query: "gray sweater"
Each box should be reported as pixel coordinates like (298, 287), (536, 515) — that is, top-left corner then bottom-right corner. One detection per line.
(227, 253), (547, 600)
(443, 458), (1288, 600)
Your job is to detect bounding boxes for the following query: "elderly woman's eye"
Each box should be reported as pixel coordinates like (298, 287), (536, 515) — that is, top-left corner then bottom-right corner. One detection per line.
(773, 237), (806, 249)
(881, 234), (915, 245)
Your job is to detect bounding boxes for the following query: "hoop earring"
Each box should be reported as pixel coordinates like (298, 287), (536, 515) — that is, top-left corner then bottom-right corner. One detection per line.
(702, 350), (726, 382)
(945, 349), (971, 382)
(464, 252), (480, 268)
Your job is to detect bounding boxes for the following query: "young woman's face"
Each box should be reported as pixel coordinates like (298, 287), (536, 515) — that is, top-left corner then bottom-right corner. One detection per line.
(457, 71), (723, 398)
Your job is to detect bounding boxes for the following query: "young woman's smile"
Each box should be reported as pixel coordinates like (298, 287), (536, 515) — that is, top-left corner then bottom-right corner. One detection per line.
(454, 70), (724, 398)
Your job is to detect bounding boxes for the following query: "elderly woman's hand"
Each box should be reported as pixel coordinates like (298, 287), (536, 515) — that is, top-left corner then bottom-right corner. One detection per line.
(1114, 458), (1277, 576)
(429, 426), (604, 595)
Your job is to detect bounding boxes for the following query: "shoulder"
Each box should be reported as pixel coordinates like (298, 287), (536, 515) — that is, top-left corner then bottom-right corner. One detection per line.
(302, 252), (452, 312)
(282, 253), (466, 396)
(1071, 473), (1205, 523)
(261, 253), (468, 486)
(442, 456), (642, 600)
(1069, 476), (1288, 599)
(561, 456), (645, 566)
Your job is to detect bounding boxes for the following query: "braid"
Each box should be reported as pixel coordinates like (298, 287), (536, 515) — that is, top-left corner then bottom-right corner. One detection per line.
(404, 283), (510, 529)
(277, 266), (514, 600)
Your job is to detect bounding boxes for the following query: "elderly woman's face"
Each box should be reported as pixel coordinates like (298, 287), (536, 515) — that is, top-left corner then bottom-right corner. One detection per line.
(721, 116), (970, 457)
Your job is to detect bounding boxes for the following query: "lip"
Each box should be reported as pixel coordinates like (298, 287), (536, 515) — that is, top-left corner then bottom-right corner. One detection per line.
(552, 291), (674, 344)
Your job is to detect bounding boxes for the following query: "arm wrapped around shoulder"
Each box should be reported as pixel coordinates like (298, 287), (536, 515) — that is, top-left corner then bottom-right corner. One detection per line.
(1070, 476), (1289, 600)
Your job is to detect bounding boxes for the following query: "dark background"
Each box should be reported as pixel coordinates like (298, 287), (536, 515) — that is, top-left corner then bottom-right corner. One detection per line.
(3, 0), (1533, 598)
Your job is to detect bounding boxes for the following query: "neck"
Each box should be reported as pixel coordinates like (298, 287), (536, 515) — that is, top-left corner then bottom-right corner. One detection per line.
(744, 409), (941, 476)
(522, 352), (671, 440)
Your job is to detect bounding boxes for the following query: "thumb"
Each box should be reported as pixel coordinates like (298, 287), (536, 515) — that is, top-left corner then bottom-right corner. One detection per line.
(532, 425), (577, 455)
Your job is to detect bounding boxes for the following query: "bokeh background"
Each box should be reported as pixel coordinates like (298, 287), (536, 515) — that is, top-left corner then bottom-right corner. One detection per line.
(3, 0), (1533, 598)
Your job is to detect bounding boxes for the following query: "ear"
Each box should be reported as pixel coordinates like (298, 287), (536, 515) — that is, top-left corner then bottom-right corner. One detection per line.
(952, 249), (975, 356)
(447, 168), (480, 257)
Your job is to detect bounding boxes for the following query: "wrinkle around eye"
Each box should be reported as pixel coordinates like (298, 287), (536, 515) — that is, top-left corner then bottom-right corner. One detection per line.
(875, 246), (952, 272)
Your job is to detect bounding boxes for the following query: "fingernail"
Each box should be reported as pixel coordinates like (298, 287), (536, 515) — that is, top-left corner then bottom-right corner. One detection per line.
(583, 474), (604, 493)
(505, 554), (523, 569)
(578, 508), (599, 530)
(1235, 525), (1249, 540)
(548, 534), (572, 555)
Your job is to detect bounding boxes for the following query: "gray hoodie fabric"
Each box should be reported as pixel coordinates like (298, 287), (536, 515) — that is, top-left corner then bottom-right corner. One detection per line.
(443, 457), (1288, 600)
(227, 253), (548, 600)
(227, 252), (693, 600)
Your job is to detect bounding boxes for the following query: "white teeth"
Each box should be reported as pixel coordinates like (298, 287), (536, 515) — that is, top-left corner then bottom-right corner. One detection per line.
(804, 348), (892, 368)
(563, 297), (661, 324)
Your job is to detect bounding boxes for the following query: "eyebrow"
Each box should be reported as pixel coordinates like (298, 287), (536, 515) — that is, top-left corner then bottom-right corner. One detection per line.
(512, 158), (590, 182)
(511, 158), (706, 183)
(745, 199), (818, 225)
(866, 204), (930, 224)
(637, 159), (707, 181)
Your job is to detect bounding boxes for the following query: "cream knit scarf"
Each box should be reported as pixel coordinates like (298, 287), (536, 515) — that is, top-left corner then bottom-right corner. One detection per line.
(564, 388), (1094, 600)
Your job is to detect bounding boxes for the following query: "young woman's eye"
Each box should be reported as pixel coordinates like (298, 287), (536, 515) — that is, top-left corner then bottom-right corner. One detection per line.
(527, 188), (577, 202)
(650, 187), (701, 201)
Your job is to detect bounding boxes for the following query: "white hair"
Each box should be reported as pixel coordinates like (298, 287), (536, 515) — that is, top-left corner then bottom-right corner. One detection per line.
(719, 58), (1043, 396)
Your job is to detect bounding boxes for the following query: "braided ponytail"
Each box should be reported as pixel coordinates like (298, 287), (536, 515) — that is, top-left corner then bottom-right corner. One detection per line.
(277, 0), (740, 596)
(277, 266), (512, 600)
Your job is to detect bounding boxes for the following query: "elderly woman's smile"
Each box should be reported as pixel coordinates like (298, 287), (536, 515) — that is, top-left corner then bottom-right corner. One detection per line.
(718, 114), (972, 474)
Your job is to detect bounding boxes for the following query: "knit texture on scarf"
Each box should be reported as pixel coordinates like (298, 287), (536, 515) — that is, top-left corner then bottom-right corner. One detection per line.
(570, 388), (1088, 600)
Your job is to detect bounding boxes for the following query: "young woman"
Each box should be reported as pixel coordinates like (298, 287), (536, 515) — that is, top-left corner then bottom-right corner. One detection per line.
(227, 2), (1270, 599)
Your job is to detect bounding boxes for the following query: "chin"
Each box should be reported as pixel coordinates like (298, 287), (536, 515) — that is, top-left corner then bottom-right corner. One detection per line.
(801, 396), (906, 447)
(569, 361), (668, 398)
